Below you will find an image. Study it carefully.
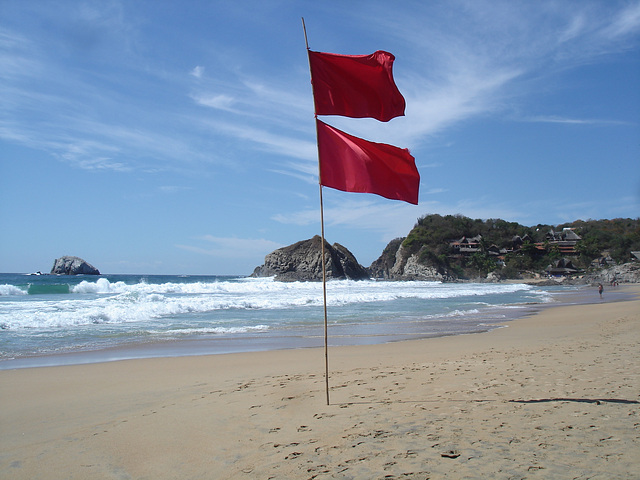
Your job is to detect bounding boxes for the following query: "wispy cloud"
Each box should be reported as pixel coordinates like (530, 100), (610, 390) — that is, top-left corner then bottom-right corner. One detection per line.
(198, 118), (317, 163)
(522, 115), (634, 126)
(190, 65), (204, 78)
(602, 1), (640, 39)
(175, 236), (284, 258)
(424, 188), (448, 195)
(2, 0), (638, 195)
(268, 163), (318, 185)
(189, 70), (312, 128)
(191, 93), (236, 111)
(0, 4), (222, 173)
(335, 0), (640, 149)
(271, 190), (552, 245)
(272, 197), (423, 242)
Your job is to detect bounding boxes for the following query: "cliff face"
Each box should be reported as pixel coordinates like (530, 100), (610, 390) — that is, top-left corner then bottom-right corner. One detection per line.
(251, 236), (369, 282)
(50, 256), (100, 275)
(368, 239), (454, 281)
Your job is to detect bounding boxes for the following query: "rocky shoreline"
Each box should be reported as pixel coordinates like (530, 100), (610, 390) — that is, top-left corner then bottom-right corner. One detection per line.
(252, 236), (640, 285)
(528, 262), (640, 286)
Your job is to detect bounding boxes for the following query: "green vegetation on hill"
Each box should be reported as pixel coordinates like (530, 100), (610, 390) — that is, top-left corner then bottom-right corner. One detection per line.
(399, 214), (640, 279)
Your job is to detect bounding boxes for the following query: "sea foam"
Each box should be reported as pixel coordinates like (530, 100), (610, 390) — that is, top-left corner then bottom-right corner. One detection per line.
(0, 278), (540, 330)
(0, 273), (563, 366)
(0, 284), (27, 296)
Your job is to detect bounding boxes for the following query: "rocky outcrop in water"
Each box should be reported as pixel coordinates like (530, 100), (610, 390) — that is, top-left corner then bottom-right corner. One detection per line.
(50, 256), (100, 275)
(251, 236), (369, 282)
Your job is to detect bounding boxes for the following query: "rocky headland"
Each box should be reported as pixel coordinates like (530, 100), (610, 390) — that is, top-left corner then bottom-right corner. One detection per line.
(367, 215), (640, 284)
(368, 238), (455, 281)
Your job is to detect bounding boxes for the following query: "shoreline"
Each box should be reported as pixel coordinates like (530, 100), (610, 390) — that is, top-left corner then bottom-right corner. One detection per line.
(1, 285), (638, 478)
(1, 282), (631, 371)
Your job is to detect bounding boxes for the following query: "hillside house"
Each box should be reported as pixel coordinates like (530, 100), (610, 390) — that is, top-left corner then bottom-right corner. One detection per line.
(450, 235), (482, 254)
(539, 228), (582, 255)
(546, 258), (579, 276)
(591, 255), (616, 268)
(511, 234), (533, 250)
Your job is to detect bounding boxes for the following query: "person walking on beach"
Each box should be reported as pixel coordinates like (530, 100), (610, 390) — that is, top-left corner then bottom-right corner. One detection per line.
(598, 283), (603, 297)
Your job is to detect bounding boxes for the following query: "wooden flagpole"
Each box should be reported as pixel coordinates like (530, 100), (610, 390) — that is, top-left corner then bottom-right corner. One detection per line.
(319, 173), (330, 407)
(302, 17), (330, 406)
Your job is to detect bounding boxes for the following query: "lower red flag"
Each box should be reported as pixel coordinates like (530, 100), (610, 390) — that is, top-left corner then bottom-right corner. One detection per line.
(317, 119), (419, 205)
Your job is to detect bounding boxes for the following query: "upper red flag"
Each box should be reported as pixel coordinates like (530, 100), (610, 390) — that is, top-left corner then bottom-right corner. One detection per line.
(317, 119), (419, 205)
(309, 50), (406, 122)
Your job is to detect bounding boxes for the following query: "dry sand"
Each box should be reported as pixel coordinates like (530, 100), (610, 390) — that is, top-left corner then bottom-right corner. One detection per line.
(1, 286), (639, 479)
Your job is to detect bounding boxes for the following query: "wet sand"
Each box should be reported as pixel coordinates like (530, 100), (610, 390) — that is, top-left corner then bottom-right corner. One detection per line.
(1, 285), (638, 479)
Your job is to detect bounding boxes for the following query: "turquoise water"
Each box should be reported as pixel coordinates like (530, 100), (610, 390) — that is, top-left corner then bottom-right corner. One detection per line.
(0, 273), (584, 369)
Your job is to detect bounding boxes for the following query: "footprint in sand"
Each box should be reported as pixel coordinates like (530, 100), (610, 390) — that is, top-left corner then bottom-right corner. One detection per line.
(441, 450), (461, 458)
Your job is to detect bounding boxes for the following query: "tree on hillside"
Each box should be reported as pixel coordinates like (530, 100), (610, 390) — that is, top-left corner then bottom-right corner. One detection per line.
(391, 214), (639, 280)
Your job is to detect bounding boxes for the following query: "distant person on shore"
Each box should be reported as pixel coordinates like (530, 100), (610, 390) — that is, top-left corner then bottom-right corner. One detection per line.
(598, 283), (603, 297)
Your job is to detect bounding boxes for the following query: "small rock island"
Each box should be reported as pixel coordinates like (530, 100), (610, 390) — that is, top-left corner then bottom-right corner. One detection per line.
(50, 256), (100, 275)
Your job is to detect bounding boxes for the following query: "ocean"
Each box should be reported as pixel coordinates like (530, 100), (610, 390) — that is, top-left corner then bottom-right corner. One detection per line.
(0, 273), (586, 369)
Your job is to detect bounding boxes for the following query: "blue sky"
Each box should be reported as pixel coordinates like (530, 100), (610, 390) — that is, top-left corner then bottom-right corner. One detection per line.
(1, 0), (639, 275)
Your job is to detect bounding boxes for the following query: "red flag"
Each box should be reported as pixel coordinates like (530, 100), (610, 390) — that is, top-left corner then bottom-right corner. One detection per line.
(309, 50), (406, 122)
(317, 120), (419, 204)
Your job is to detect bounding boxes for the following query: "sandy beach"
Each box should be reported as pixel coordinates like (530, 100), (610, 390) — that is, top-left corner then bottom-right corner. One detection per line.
(1, 286), (638, 479)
